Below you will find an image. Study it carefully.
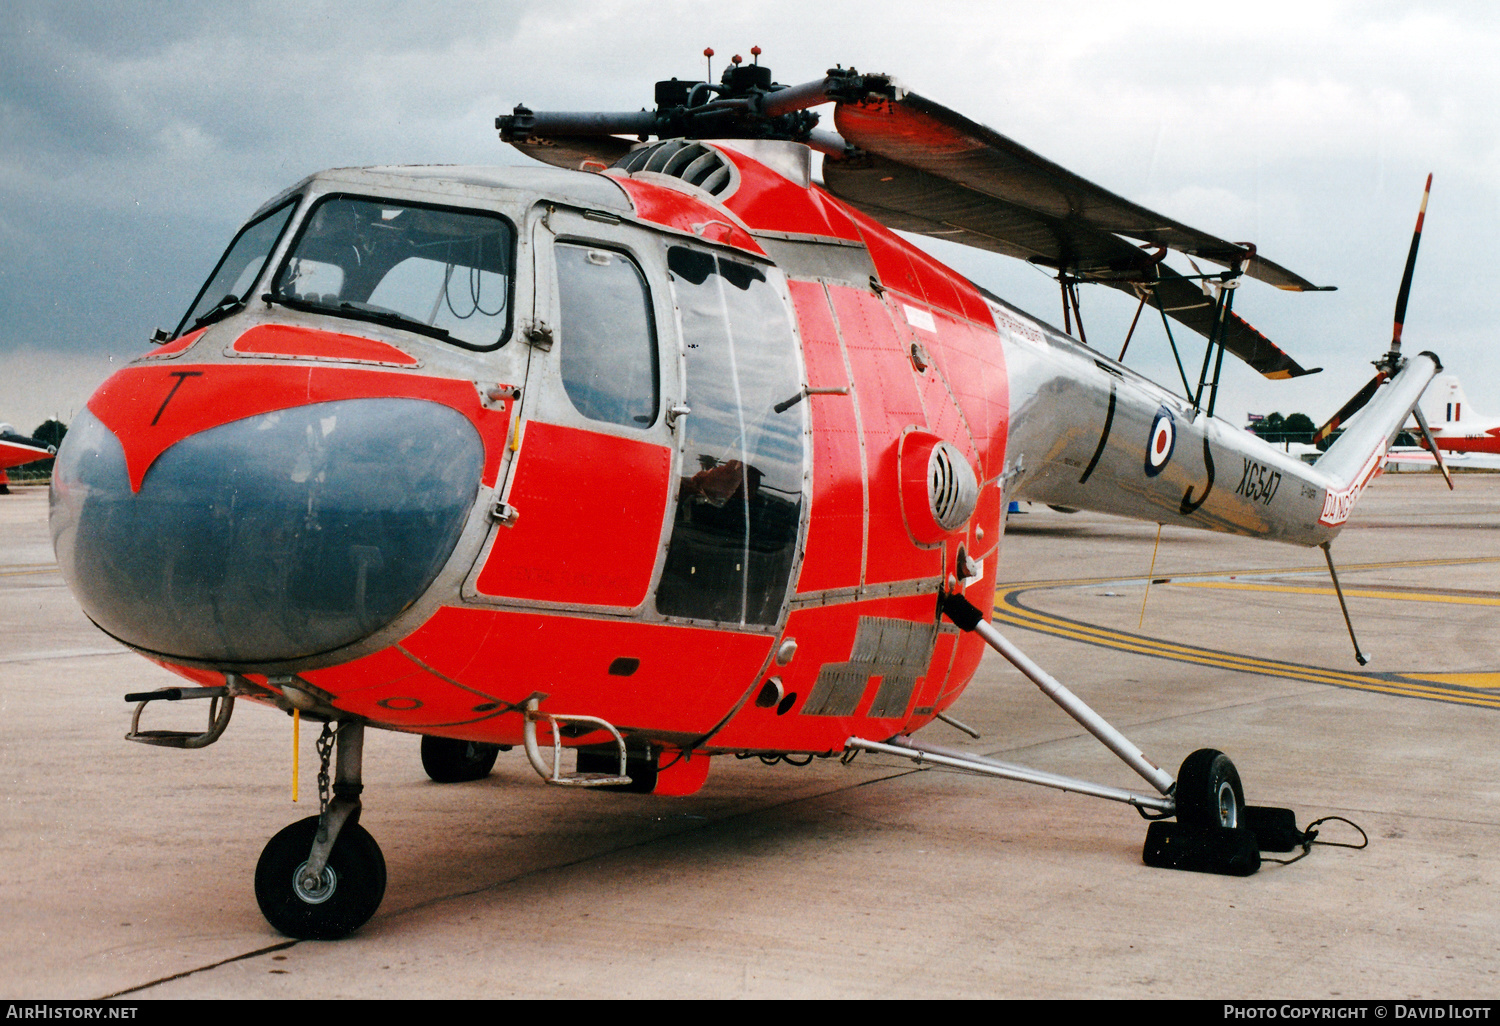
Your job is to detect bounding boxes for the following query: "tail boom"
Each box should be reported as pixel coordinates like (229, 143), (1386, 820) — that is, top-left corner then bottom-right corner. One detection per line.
(1002, 321), (1440, 547)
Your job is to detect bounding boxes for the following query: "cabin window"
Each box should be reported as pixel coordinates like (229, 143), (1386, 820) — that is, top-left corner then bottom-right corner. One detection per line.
(655, 247), (805, 626)
(173, 199), (296, 338)
(267, 195), (515, 350)
(554, 243), (659, 428)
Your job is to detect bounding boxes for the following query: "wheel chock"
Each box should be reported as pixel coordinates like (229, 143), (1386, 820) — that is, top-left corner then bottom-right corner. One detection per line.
(1244, 805), (1309, 852)
(1142, 821), (1261, 876)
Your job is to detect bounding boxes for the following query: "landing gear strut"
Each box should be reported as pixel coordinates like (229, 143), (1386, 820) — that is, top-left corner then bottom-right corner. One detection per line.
(848, 593), (1294, 877)
(255, 720), (386, 939)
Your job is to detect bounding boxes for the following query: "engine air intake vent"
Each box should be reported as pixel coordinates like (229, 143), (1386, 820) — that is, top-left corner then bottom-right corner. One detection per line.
(613, 140), (735, 196)
(929, 442), (979, 531)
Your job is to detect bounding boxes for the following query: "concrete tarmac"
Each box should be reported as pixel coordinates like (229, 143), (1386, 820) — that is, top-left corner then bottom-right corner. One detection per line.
(2, 474), (1498, 1000)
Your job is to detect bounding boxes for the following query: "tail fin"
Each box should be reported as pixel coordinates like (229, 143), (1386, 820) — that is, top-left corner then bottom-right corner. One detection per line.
(1419, 373), (1470, 428)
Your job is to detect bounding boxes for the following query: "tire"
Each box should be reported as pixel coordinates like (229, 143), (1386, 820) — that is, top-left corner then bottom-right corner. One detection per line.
(1175, 748), (1245, 829)
(254, 815), (386, 940)
(420, 735), (500, 783)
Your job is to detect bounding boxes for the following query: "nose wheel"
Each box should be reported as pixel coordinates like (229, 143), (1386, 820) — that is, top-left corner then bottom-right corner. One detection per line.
(254, 815), (386, 940)
(255, 720), (387, 939)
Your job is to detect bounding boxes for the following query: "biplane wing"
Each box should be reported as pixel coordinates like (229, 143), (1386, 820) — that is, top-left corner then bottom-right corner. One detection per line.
(822, 86), (1326, 378)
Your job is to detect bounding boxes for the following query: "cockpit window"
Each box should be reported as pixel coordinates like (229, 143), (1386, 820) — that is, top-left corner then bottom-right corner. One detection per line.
(173, 199), (296, 338)
(268, 195), (515, 350)
(555, 243), (659, 428)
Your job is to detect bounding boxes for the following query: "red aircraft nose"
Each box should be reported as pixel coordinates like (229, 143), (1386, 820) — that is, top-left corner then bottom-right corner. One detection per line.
(50, 397), (484, 667)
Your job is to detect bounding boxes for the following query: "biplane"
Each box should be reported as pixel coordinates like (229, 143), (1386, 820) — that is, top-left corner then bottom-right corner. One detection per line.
(48, 54), (1442, 939)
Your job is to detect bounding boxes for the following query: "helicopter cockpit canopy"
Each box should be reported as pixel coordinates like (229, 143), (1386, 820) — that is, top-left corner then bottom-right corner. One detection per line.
(267, 196), (515, 351)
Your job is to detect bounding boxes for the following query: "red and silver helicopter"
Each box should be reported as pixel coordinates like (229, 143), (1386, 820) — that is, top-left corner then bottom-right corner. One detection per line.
(49, 55), (1443, 939)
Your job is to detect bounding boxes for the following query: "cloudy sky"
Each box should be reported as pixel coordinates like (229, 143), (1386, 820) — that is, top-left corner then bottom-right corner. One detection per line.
(2, 0), (1496, 434)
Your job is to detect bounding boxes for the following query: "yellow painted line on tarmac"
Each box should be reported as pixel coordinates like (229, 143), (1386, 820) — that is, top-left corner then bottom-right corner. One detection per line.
(1000, 555), (1500, 592)
(993, 556), (1500, 709)
(1404, 672), (1500, 689)
(0, 565), (57, 577)
(1166, 580), (1500, 607)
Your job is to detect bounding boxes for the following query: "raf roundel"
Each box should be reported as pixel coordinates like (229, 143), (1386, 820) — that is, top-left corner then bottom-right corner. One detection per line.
(1145, 407), (1176, 476)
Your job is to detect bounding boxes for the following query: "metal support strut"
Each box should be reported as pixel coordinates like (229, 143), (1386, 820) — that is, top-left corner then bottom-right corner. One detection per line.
(848, 593), (1176, 814)
(298, 721), (364, 894)
(1321, 543), (1369, 666)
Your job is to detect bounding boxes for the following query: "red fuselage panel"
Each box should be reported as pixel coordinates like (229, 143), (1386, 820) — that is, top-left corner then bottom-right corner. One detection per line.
(474, 421), (671, 609)
(607, 175), (766, 256)
(788, 280), (864, 594)
(0, 440), (51, 471)
(87, 362), (513, 491)
(296, 605), (774, 742)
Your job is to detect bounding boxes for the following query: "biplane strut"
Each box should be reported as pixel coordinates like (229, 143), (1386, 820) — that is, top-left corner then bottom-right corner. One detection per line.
(848, 593), (1306, 876)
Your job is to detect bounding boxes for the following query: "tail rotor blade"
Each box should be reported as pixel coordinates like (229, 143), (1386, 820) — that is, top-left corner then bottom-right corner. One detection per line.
(1320, 175), (1435, 446)
(1313, 370), (1388, 444)
(1390, 173), (1433, 356)
(1410, 403), (1455, 491)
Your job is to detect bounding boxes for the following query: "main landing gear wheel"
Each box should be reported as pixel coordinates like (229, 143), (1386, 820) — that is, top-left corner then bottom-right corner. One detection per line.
(420, 736), (500, 783)
(1175, 748), (1245, 829)
(254, 815), (387, 940)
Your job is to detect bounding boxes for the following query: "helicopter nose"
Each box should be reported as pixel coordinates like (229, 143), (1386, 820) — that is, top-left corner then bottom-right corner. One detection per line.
(50, 398), (484, 666)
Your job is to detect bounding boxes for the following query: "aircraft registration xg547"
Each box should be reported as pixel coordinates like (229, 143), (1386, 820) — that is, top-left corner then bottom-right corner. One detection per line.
(49, 58), (1441, 939)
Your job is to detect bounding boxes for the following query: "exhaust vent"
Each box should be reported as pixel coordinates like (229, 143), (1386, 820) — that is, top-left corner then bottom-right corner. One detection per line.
(613, 140), (736, 197)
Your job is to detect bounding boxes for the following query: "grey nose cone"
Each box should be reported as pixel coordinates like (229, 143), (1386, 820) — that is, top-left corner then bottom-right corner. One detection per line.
(51, 398), (484, 666)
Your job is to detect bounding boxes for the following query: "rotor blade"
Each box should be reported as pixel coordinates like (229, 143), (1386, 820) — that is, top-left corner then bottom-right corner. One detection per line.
(1409, 402), (1454, 490)
(1102, 266), (1321, 379)
(1313, 370), (1389, 444)
(506, 135), (639, 171)
(1390, 173), (1433, 355)
(829, 89), (1330, 291)
(824, 150), (1161, 274)
(826, 153), (1317, 378)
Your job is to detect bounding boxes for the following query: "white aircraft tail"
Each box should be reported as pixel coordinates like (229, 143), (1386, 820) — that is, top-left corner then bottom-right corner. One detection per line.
(1419, 373), (1472, 428)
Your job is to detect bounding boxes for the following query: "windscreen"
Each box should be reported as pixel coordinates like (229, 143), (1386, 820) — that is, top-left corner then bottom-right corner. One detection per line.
(270, 196), (515, 350)
(174, 200), (296, 337)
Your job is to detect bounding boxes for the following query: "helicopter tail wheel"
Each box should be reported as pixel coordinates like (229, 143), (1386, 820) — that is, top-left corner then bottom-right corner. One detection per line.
(420, 735), (501, 783)
(254, 815), (387, 940)
(1143, 748), (1260, 875)
(1175, 748), (1245, 829)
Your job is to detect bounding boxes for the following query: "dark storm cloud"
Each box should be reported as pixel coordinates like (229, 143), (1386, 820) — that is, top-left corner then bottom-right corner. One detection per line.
(0, 0), (553, 371)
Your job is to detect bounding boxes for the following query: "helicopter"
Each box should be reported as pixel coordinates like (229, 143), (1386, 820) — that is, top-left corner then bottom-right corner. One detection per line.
(47, 54), (1443, 939)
